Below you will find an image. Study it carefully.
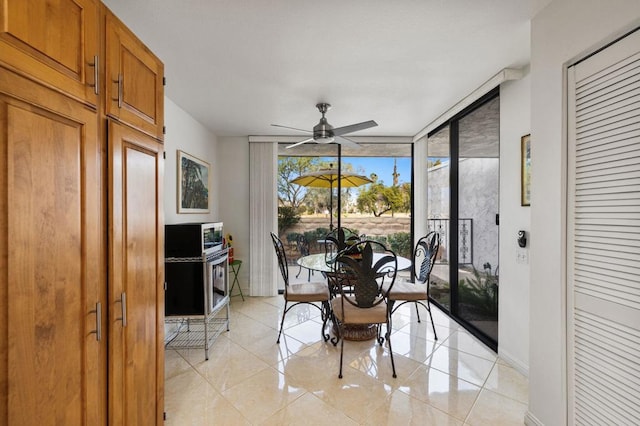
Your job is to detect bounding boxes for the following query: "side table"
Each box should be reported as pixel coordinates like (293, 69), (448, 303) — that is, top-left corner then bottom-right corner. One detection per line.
(229, 259), (244, 301)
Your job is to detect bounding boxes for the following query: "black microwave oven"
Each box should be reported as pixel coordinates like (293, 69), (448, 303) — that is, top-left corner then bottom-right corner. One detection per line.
(165, 222), (224, 257)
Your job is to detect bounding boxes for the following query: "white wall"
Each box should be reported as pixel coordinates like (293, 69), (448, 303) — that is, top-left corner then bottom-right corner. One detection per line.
(217, 137), (251, 294)
(529, 2), (640, 425)
(163, 98), (219, 224)
(499, 72), (531, 375)
(162, 97), (218, 335)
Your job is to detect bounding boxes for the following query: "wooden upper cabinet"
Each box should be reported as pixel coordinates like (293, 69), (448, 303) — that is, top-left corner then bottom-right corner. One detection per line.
(0, 0), (100, 106)
(105, 9), (164, 140)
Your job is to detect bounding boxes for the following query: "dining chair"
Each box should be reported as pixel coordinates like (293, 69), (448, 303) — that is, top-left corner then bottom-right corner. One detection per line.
(270, 232), (331, 344)
(386, 232), (440, 340)
(295, 234), (314, 281)
(329, 239), (398, 378)
(323, 227), (363, 297)
(325, 227), (362, 253)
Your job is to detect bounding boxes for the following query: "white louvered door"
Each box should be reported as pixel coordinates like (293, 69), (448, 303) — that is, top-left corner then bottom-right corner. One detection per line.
(567, 28), (640, 425)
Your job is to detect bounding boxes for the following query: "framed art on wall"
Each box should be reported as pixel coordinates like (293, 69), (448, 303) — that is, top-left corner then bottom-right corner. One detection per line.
(177, 150), (210, 213)
(521, 134), (531, 206)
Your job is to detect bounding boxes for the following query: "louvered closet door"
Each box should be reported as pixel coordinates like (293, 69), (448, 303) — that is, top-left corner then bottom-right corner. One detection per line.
(567, 28), (640, 425)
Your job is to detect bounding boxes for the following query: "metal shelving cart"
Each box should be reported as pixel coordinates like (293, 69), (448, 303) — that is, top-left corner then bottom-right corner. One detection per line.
(163, 251), (230, 360)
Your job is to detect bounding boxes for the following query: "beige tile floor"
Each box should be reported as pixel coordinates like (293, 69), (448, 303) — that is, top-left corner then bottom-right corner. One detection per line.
(165, 293), (528, 425)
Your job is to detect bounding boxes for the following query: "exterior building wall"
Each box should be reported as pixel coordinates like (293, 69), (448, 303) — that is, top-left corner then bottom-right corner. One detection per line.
(428, 158), (499, 271)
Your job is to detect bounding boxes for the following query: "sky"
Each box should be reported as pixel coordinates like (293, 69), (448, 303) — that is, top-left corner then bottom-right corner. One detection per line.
(330, 156), (412, 186)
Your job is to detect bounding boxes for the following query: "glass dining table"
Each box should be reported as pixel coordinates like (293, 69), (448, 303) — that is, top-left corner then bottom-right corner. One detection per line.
(296, 252), (412, 341)
(297, 252), (412, 273)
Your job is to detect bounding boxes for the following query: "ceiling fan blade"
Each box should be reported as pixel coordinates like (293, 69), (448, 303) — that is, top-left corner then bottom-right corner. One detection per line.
(285, 138), (314, 149)
(271, 124), (312, 133)
(332, 120), (378, 136)
(336, 135), (361, 149)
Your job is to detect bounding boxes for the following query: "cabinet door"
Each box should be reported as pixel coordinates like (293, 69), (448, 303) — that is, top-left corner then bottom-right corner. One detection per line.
(0, 69), (105, 425)
(0, 0), (100, 105)
(105, 9), (164, 141)
(108, 120), (164, 425)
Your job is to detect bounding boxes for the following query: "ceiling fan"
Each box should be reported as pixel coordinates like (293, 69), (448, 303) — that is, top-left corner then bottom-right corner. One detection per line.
(272, 103), (377, 149)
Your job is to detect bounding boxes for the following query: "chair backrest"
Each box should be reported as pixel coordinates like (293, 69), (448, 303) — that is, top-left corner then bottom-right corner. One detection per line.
(296, 234), (310, 257)
(413, 232), (440, 284)
(333, 240), (397, 308)
(325, 227), (362, 257)
(270, 232), (289, 287)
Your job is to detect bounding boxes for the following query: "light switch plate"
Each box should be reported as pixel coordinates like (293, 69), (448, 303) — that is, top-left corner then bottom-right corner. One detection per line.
(516, 248), (529, 264)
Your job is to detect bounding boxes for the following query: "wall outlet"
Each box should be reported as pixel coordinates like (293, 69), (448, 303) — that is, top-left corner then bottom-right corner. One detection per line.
(516, 248), (529, 264)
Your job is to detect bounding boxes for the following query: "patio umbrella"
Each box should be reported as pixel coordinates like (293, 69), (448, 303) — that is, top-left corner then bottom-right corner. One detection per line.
(290, 167), (372, 230)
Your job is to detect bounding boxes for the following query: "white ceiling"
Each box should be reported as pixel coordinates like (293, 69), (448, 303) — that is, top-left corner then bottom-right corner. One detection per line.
(101, 0), (548, 139)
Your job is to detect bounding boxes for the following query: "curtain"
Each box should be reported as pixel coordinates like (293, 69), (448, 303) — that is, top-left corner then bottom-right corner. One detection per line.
(249, 141), (278, 296)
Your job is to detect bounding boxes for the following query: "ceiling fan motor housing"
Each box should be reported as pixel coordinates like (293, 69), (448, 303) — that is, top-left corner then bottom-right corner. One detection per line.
(314, 103), (334, 142)
(313, 117), (335, 142)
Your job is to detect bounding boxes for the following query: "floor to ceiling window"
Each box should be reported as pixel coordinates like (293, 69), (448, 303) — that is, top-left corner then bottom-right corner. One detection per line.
(276, 141), (413, 290)
(427, 88), (500, 350)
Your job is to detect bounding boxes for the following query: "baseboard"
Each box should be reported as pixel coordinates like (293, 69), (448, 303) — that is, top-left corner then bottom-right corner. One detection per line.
(497, 348), (529, 377)
(524, 410), (544, 426)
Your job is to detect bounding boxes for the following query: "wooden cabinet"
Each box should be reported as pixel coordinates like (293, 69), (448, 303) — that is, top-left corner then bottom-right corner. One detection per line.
(0, 66), (106, 425)
(0, 3), (164, 426)
(108, 120), (164, 424)
(105, 9), (165, 140)
(0, 0), (100, 105)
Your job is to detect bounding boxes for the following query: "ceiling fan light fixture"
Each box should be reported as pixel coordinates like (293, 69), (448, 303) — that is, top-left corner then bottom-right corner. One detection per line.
(316, 135), (335, 144)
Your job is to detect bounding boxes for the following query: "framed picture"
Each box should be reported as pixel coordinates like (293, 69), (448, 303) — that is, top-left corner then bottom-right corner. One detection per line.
(177, 150), (210, 213)
(521, 134), (531, 206)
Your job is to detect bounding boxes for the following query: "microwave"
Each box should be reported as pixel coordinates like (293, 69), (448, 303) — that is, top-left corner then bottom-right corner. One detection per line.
(165, 222), (224, 257)
(165, 248), (228, 316)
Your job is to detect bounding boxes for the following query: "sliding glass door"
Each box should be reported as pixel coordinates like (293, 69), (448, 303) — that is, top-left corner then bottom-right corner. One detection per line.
(427, 89), (500, 350)
(426, 126), (451, 310)
(457, 95), (500, 345)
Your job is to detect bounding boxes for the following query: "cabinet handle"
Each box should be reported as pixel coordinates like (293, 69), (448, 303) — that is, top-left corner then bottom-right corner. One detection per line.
(89, 302), (102, 341)
(117, 74), (123, 108)
(88, 55), (99, 95)
(117, 292), (127, 327)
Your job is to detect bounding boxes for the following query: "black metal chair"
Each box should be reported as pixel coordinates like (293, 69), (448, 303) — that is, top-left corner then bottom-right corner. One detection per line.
(295, 234), (314, 281)
(270, 232), (330, 344)
(329, 240), (398, 378)
(386, 232), (440, 340)
(324, 227), (362, 253)
(323, 227), (363, 297)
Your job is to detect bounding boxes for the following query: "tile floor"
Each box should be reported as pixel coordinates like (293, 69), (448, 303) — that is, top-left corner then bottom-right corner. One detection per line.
(165, 293), (528, 425)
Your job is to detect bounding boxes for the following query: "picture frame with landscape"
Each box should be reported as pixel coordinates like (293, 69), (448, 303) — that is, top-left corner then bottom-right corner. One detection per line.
(178, 150), (210, 213)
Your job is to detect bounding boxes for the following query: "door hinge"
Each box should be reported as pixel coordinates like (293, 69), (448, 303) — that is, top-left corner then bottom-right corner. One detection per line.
(163, 125), (166, 135)
(163, 76), (166, 86)
(495, 213), (500, 225)
(163, 151), (166, 160)
(164, 281), (167, 290)
(163, 411), (167, 421)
